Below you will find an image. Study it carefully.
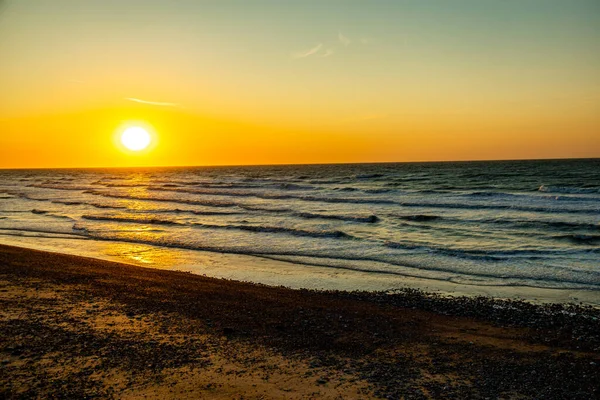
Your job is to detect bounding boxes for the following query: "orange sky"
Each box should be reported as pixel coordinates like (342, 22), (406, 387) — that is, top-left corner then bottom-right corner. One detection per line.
(0, 0), (598, 168)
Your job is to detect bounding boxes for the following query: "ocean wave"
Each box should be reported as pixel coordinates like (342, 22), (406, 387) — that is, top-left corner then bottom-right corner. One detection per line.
(397, 200), (599, 215)
(294, 212), (379, 223)
(0, 226), (87, 238)
(101, 180), (281, 190)
(308, 179), (345, 184)
(394, 176), (429, 182)
(52, 199), (127, 209)
(152, 180), (248, 188)
(149, 187), (259, 198)
(52, 200), (85, 206)
(394, 214), (442, 222)
(29, 209), (73, 220)
(464, 190), (600, 203)
(277, 254), (590, 290)
(236, 204), (292, 213)
(383, 239), (599, 261)
(553, 234), (600, 245)
(72, 223), (92, 234)
(363, 188), (393, 194)
(170, 180), (319, 191)
(478, 218), (600, 232)
(53, 199), (233, 214)
(15, 193), (50, 202)
(538, 185), (600, 194)
(381, 240), (504, 261)
(82, 214), (181, 225)
(29, 184), (92, 191)
(0, 231), (87, 240)
(264, 193), (395, 205)
(84, 190), (238, 208)
(51, 199), (128, 210)
(86, 195), (290, 216)
(395, 214), (599, 233)
(80, 214), (355, 239)
(408, 189), (450, 194)
(218, 224), (354, 239)
(355, 173), (385, 180)
(99, 182), (150, 188)
(466, 191), (516, 197)
(275, 182), (316, 190)
(157, 208), (243, 216)
(90, 203), (127, 209)
(151, 187), (396, 205)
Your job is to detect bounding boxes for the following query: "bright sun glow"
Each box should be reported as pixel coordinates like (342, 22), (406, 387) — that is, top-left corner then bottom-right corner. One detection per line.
(121, 127), (151, 151)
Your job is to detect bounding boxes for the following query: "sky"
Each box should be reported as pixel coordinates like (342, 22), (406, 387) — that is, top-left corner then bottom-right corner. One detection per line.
(0, 0), (598, 168)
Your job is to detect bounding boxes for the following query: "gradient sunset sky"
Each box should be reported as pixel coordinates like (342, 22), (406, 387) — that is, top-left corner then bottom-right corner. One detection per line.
(0, 0), (598, 168)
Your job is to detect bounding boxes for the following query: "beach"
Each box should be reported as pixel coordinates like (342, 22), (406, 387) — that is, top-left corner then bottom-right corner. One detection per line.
(2, 0), (599, 397)
(1, 244), (598, 399)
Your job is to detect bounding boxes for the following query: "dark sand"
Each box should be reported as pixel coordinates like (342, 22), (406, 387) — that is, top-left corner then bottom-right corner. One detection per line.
(1, 244), (598, 399)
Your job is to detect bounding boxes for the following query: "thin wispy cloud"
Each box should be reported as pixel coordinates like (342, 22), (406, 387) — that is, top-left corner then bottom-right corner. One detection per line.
(292, 32), (366, 59)
(338, 32), (351, 46)
(320, 49), (334, 58)
(291, 43), (323, 59)
(125, 97), (179, 107)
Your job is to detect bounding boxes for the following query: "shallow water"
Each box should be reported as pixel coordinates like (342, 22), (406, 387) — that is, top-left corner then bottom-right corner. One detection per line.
(1, 159), (599, 304)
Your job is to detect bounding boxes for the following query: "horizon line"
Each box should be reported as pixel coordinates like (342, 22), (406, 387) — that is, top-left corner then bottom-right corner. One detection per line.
(0, 156), (598, 171)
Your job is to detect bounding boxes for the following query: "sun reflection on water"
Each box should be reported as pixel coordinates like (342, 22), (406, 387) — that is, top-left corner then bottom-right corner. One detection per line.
(100, 241), (181, 266)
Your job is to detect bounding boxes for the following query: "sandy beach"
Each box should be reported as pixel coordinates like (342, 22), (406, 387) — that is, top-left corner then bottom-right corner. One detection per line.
(1, 243), (599, 399)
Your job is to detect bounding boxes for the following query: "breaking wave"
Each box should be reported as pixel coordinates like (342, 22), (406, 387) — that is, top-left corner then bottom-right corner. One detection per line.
(538, 185), (600, 194)
(80, 214), (355, 239)
(85, 190), (238, 208)
(293, 212), (379, 223)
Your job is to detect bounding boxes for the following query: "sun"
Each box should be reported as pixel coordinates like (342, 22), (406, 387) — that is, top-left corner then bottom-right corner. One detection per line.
(121, 127), (151, 151)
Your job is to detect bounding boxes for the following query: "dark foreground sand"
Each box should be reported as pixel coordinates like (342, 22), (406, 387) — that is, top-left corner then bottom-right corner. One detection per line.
(0, 244), (598, 399)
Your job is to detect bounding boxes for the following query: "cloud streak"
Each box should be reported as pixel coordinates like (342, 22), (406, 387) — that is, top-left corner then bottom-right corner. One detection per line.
(319, 49), (334, 58)
(291, 32), (365, 59)
(291, 43), (323, 59)
(338, 32), (351, 46)
(125, 97), (179, 107)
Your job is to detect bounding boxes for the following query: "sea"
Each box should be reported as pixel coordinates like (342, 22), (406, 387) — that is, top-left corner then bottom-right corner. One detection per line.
(1, 159), (599, 305)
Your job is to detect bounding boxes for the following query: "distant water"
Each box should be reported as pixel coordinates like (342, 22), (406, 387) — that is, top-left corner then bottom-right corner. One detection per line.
(1, 159), (599, 301)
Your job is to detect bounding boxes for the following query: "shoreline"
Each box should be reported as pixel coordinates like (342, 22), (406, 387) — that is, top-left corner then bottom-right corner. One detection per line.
(1, 236), (598, 307)
(1, 244), (599, 398)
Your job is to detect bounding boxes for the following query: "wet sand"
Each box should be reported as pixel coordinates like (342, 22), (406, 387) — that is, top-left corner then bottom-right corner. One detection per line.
(1, 244), (599, 399)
